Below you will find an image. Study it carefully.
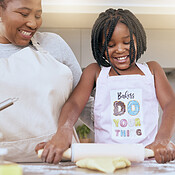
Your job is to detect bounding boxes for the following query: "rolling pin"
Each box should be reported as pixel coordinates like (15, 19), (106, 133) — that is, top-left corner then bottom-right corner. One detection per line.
(38, 143), (154, 162)
(0, 98), (18, 111)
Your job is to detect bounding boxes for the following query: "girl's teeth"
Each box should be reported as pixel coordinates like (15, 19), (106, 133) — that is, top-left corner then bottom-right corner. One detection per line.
(117, 56), (127, 60)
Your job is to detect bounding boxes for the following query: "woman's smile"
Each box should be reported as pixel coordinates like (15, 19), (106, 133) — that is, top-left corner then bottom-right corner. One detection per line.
(18, 29), (33, 39)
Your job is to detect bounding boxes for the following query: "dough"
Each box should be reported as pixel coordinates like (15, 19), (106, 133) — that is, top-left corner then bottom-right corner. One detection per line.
(76, 157), (131, 173)
(0, 163), (22, 175)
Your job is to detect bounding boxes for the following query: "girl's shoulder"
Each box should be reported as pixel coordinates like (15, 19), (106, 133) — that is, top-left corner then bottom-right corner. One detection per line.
(84, 63), (101, 73)
(146, 61), (164, 75)
(147, 61), (164, 75)
(86, 63), (100, 69)
(83, 63), (101, 80)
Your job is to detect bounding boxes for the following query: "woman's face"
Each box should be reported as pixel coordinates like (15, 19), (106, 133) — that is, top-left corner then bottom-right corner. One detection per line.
(103, 22), (137, 74)
(0, 0), (42, 46)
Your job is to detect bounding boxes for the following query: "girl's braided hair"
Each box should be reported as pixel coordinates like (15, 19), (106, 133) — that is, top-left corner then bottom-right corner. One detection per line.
(91, 8), (146, 70)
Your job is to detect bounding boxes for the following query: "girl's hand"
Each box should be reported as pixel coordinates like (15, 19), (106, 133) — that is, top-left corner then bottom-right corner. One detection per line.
(146, 140), (175, 163)
(35, 127), (73, 164)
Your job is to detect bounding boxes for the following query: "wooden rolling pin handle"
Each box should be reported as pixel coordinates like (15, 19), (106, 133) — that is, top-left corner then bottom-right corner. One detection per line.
(37, 148), (71, 160)
(144, 148), (154, 158)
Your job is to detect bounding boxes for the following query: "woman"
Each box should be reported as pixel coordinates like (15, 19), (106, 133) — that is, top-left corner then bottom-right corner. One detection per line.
(0, 0), (85, 162)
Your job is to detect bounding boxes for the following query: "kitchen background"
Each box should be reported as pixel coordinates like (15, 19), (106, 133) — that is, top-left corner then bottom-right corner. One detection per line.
(40, 0), (175, 142)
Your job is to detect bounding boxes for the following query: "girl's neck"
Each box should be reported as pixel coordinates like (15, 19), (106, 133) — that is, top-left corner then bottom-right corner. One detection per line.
(109, 63), (144, 76)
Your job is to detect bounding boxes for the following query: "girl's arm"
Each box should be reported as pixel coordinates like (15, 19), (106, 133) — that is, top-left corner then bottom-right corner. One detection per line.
(146, 61), (175, 163)
(35, 63), (100, 164)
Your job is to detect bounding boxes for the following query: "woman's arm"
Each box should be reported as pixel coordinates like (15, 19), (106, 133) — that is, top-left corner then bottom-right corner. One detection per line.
(35, 31), (82, 88)
(35, 63), (100, 164)
(58, 39), (82, 89)
(146, 61), (175, 163)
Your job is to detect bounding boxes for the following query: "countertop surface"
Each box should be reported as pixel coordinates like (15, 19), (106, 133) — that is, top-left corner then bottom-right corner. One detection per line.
(20, 159), (175, 175)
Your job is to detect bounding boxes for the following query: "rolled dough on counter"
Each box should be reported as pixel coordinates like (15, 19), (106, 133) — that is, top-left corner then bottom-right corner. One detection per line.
(76, 157), (131, 173)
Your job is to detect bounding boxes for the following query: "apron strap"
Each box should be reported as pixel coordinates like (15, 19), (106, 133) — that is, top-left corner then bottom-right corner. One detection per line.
(30, 37), (48, 54)
(136, 62), (153, 78)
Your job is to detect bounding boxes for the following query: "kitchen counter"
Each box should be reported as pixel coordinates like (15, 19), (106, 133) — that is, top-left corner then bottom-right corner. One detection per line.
(20, 159), (175, 175)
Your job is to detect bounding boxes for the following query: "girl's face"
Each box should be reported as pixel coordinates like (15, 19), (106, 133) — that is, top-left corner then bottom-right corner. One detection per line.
(103, 22), (137, 74)
(0, 0), (42, 46)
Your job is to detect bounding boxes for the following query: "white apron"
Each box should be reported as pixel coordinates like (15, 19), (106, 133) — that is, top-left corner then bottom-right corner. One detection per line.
(94, 63), (159, 146)
(0, 38), (73, 162)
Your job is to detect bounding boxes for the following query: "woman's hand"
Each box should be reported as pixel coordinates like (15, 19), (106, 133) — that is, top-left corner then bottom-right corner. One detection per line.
(146, 140), (175, 163)
(35, 127), (73, 164)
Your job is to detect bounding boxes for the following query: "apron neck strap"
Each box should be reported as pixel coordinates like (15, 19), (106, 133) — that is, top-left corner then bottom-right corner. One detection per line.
(30, 37), (47, 54)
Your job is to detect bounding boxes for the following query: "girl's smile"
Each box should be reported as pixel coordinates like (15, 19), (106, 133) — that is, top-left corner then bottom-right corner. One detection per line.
(112, 55), (129, 63)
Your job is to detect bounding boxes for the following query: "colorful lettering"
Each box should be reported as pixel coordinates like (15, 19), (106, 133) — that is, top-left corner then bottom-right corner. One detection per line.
(115, 130), (120, 136)
(120, 119), (127, 127)
(127, 100), (140, 116)
(135, 118), (141, 126)
(115, 130), (130, 137)
(113, 119), (119, 127)
(127, 130), (129, 137)
(136, 129), (142, 136)
(120, 130), (126, 137)
(113, 101), (126, 116)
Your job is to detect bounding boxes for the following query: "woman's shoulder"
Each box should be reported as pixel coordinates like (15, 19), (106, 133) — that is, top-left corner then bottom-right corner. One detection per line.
(34, 31), (65, 44)
(33, 31), (73, 61)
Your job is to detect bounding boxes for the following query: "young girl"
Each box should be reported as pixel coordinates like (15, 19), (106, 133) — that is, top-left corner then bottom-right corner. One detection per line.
(36, 8), (175, 164)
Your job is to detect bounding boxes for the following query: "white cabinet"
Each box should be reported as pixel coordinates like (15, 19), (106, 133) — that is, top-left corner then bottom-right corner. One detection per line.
(81, 29), (95, 68)
(140, 29), (175, 68)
